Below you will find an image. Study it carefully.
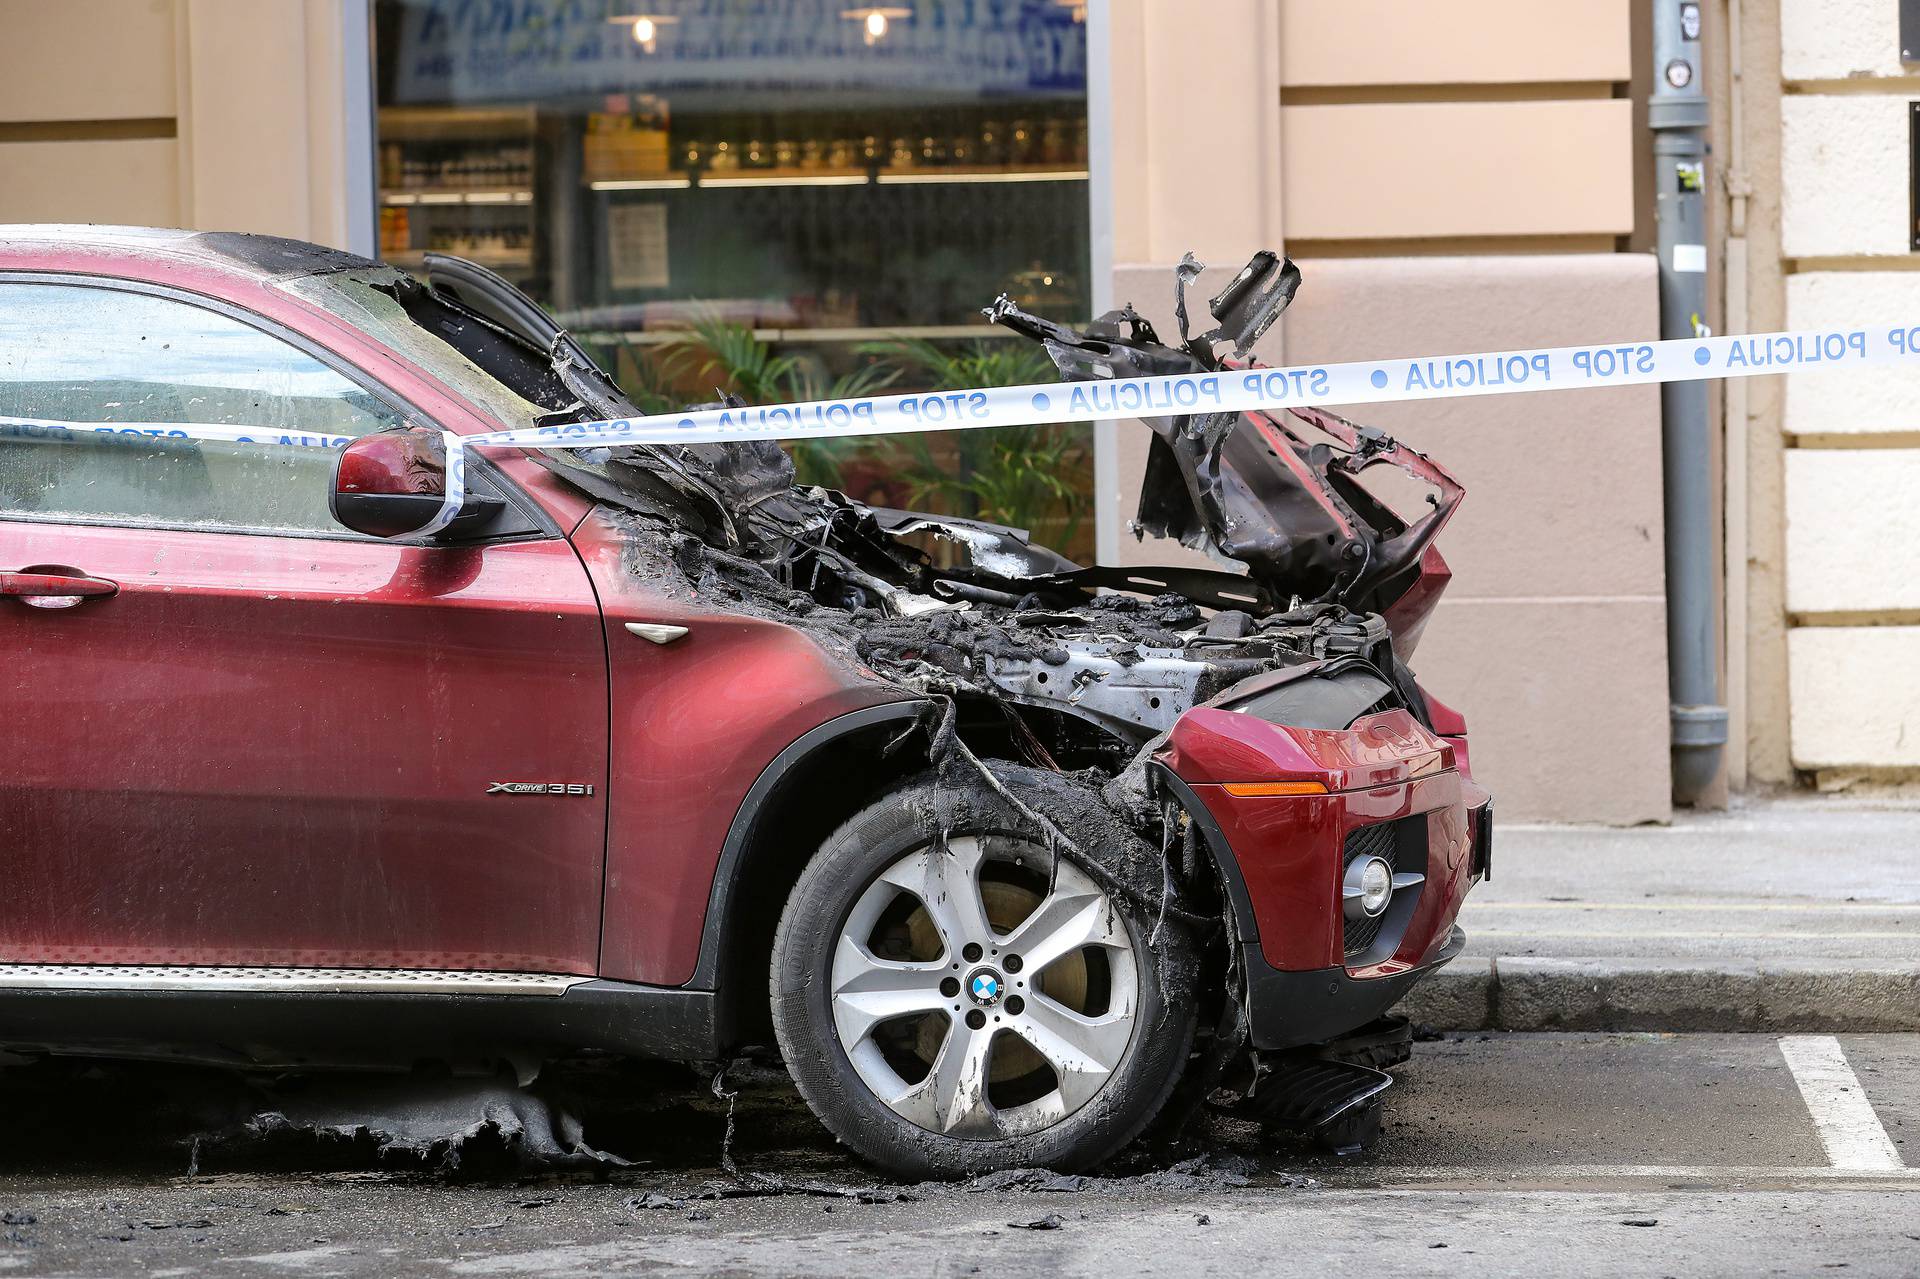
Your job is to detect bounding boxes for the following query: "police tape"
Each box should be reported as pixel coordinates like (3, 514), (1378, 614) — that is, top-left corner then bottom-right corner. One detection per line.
(452, 323), (1918, 452)
(417, 430), (467, 539)
(5, 321), (1917, 519)
(0, 419), (358, 448)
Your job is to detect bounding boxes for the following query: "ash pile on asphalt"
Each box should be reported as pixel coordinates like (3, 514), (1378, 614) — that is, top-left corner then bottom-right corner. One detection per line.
(0, 1054), (1322, 1195)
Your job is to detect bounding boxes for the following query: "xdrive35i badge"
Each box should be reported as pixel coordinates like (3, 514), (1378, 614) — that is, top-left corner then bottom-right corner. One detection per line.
(486, 782), (595, 796)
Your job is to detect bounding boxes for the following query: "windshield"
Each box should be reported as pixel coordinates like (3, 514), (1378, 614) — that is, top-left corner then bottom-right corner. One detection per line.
(280, 268), (558, 434)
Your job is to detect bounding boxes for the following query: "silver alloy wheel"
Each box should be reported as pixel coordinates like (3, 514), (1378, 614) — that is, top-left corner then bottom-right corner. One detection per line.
(828, 833), (1139, 1140)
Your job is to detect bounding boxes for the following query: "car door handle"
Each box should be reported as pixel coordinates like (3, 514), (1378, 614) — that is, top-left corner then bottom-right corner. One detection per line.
(624, 621), (688, 645)
(0, 571), (120, 609)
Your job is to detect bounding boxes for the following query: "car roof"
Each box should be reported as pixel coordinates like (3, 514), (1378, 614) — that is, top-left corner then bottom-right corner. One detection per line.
(0, 224), (380, 283)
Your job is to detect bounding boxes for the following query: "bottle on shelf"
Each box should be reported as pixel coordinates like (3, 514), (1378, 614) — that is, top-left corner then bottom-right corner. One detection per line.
(978, 119), (1006, 167)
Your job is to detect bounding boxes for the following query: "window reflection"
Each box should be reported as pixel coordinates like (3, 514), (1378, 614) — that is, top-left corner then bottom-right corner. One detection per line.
(374, 0), (1094, 559)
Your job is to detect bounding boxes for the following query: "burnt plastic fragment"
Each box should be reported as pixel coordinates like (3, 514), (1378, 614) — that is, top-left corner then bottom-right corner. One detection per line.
(989, 251), (1462, 615)
(1008, 1212), (1068, 1230)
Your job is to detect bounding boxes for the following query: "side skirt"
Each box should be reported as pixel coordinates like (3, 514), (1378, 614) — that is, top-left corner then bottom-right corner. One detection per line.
(0, 966), (718, 1071)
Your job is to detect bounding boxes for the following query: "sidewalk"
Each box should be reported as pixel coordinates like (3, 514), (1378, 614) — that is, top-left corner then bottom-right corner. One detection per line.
(1399, 794), (1920, 1032)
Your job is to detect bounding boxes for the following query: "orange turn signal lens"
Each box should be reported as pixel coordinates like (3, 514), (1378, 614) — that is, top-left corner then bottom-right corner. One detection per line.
(1220, 780), (1329, 797)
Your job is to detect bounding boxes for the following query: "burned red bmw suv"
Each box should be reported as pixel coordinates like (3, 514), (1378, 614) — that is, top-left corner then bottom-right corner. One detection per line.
(0, 227), (1488, 1176)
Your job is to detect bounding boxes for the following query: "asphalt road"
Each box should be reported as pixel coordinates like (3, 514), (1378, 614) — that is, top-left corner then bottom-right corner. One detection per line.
(2, 1032), (1916, 1277)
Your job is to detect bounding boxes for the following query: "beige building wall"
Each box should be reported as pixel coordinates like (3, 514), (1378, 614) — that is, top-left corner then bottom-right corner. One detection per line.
(0, 0), (363, 249)
(1097, 0), (1668, 821)
(1753, 0), (1920, 786)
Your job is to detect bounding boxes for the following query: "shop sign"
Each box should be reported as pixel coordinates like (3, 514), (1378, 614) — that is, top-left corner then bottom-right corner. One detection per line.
(390, 0), (1087, 105)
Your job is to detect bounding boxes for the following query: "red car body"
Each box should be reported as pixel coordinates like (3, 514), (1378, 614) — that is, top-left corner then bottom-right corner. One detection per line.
(0, 228), (1486, 1071)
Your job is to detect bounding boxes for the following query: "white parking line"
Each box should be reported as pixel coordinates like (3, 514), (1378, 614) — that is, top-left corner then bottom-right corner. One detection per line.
(1778, 1035), (1905, 1171)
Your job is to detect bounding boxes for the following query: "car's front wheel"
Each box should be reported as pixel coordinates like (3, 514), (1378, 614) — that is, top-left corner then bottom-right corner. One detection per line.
(770, 765), (1196, 1178)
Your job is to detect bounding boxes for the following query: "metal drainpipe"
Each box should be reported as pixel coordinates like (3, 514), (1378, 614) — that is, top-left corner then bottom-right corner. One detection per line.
(1652, 0), (1728, 805)
(1723, 0), (1751, 792)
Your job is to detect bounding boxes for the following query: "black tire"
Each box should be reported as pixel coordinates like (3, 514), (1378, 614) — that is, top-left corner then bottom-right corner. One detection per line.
(771, 764), (1197, 1178)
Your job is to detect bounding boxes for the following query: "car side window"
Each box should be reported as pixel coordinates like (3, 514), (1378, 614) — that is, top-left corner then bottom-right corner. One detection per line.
(0, 281), (408, 535)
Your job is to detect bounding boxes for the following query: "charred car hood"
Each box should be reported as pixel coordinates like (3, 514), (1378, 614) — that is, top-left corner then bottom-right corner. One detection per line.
(526, 252), (1462, 760)
(541, 250), (1459, 624)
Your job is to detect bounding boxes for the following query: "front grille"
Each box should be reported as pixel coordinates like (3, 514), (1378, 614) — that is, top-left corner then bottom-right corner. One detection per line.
(1341, 817), (1429, 961)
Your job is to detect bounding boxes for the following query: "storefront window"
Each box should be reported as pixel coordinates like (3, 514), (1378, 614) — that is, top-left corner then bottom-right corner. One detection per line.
(373, 0), (1093, 557)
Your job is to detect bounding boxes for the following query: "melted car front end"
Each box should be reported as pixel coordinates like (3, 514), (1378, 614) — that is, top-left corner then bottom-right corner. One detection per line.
(526, 250), (1486, 1068)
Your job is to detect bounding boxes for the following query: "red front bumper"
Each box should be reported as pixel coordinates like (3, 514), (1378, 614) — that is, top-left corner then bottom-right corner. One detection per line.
(1156, 704), (1490, 1048)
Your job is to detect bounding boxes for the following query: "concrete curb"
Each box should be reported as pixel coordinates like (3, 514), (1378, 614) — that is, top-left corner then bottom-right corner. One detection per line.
(1395, 957), (1920, 1033)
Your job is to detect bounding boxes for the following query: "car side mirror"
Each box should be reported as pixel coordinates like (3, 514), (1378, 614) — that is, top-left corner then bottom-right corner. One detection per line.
(329, 429), (503, 540)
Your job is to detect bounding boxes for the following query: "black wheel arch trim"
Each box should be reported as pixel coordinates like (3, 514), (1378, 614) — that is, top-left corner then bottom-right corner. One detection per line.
(1151, 766), (1262, 947)
(687, 699), (930, 991)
